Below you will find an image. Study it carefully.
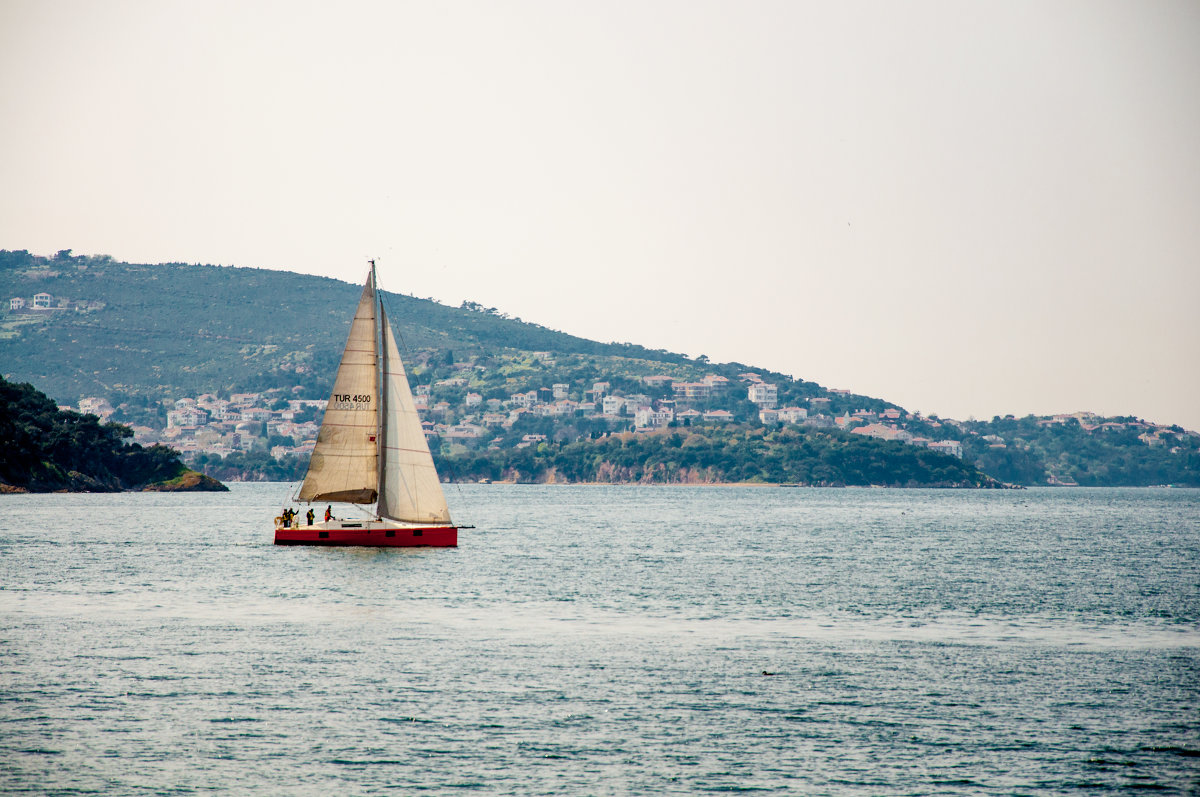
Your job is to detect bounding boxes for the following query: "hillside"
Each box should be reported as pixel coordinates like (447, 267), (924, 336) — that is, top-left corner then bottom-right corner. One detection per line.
(0, 248), (695, 404)
(0, 374), (225, 492)
(3, 249), (1196, 487)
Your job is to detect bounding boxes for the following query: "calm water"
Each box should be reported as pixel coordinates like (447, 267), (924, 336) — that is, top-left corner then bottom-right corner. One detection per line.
(2, 485), (1198, 795)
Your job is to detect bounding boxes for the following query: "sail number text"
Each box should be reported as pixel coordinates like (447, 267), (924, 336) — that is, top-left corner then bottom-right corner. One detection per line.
(330, 394), (372, 410)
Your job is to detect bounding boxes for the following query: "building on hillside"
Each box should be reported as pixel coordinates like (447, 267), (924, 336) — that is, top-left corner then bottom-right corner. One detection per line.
(748, 382), (778, 408)
(926, 440), (963, 458)
(167, 407), (210, 428)
(777, 407), (808, 424)
(835, 413), (862, 430)
(703, 409), (734, 423)
(703, 375), (730, 393)
(550, 400), (577, 417)
(78, 397), (114, 418)
(673, 382), (712, 401)
(602, 395), (626, 415)
(552, 383), (570, 400)
(32, 293), (53, 309)
(442, 424), (485, 441)
(10, 297), (25, 310)
(852, 423), (913, 443)
(635, 407), (674, 429)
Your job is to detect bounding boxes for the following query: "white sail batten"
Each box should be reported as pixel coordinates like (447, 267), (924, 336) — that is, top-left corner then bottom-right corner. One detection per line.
(297, 279), (380, 504)
(377, 310), (452, 523)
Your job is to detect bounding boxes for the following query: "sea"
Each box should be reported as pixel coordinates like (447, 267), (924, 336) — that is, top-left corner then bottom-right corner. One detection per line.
(1, 484), (1198, 795)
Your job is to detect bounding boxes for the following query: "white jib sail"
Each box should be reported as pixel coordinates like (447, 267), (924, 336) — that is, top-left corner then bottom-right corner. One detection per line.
(377, 308), (452, 524)
(297, 279), (380, 504)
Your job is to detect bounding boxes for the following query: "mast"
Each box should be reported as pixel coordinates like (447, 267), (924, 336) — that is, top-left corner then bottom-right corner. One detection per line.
(371, 260), (386, 520)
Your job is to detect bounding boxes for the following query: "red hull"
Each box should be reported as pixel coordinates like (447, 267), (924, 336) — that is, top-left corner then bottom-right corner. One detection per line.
(274, 525), (457, 547)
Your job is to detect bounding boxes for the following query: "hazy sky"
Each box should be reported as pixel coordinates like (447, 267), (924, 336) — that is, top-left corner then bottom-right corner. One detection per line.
(3, 1), (1198, 429)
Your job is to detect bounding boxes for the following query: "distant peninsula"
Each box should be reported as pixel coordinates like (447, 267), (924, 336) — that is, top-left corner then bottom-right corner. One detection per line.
(0, 375), (226, 493)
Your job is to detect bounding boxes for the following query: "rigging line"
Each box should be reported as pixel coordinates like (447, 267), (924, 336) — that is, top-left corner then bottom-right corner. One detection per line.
(374, 276), (415, 363)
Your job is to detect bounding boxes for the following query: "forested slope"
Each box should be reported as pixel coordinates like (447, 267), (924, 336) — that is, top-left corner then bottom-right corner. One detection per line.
(0, 249), (689, 404)
(0, 375), (225, 492)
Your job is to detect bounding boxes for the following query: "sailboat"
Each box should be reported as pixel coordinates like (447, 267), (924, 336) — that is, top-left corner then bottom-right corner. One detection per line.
(274, 262), (458, 547)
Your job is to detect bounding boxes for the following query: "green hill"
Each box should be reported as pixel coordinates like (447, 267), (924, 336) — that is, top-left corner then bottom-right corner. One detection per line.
(3, 248), (1196, 487)
(0, 248), (695, 404)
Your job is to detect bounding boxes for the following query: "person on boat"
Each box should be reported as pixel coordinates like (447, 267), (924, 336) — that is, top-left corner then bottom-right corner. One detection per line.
(306, 508), (314, 526)
(324, 505), (333, 522)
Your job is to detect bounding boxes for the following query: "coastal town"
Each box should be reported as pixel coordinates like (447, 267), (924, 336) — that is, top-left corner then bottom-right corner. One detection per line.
(60, 362), (955, 462)
(58, 353), (1187, 476)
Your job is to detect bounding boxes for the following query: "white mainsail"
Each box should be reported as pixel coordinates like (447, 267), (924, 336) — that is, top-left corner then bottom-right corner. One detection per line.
(377, 307), (452, 523)
(297, 277), (381, 504)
